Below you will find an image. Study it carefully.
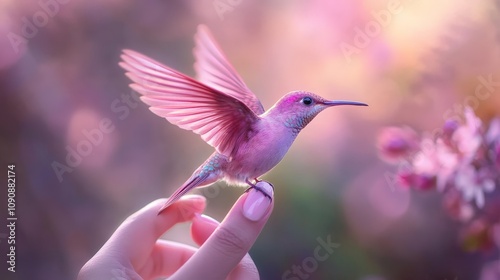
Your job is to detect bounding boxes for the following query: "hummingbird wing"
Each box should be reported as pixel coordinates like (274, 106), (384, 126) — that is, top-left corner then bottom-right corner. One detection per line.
(193, 25), (265, 115)
(120, 49), (260, 158)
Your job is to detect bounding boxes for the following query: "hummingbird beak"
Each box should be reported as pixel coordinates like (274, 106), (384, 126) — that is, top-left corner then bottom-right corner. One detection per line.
(322, 100), (368, 107)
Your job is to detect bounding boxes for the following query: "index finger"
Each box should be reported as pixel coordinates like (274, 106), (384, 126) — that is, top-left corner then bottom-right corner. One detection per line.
(171, 182), (274, 280)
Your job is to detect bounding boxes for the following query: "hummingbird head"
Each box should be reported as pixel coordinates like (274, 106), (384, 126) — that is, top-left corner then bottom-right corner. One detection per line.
(268, 91), (367, 133)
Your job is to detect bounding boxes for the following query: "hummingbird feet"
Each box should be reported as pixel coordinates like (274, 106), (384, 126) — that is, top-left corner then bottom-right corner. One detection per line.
(245, 178), (274, 200)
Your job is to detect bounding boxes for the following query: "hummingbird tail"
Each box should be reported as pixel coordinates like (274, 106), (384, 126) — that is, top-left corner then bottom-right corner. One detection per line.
(157, 173), (210, 215)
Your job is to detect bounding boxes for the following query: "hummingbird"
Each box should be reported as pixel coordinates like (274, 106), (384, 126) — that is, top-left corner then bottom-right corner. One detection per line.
(120, 25), (367, 213)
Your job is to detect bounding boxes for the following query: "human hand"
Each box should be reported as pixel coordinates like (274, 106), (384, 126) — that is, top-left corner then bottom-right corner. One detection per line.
(78, 181), (274, 280)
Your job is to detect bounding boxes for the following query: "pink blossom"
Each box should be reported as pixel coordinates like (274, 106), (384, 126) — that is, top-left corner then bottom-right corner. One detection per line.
(378, 105), (499, 256)
(454, 165), (495, 208)
(486, 117), (500, 168)
(486, 118), (500, 145)
(443, 189), (474, 221)
(397, 170), (436, 190)
(412, 139), (458, 191)
(442, 119), (459, 141)
(452, 107), (483, 164)
(377, 126), (419, 163)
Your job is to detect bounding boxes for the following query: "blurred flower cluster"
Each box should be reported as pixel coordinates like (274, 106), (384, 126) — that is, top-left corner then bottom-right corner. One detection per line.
(378, 107), (500, 252)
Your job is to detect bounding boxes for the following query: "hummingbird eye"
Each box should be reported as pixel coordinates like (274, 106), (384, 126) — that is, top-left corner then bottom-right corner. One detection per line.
(301, 97), (313, 106)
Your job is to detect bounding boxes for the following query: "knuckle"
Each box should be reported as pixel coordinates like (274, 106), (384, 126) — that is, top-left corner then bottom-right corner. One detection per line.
(212, 226), (248, 255)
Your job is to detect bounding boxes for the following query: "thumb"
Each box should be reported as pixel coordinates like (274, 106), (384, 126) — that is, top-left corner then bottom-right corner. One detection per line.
(104, 196), (206, 266)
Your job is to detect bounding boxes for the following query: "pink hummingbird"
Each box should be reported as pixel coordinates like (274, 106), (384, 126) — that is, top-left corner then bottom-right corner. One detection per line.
(120, 25), (367, 214)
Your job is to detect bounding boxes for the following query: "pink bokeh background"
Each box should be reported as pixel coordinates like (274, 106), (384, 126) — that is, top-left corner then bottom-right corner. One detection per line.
(0, 0), (499, 279)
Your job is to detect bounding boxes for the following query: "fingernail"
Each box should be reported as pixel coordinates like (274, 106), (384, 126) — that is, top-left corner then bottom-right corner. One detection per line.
(194, 213), (220, 226)
(174, 195), (206, 219)
(243, 181), (274, 221)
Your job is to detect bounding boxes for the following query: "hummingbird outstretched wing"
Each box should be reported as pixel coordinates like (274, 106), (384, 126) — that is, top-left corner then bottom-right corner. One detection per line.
(193, 25), (265, 115)
(120, 49), (260, 158)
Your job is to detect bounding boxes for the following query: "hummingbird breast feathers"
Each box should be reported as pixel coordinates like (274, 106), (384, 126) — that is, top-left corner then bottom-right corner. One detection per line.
(223, 118), (297, 182)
